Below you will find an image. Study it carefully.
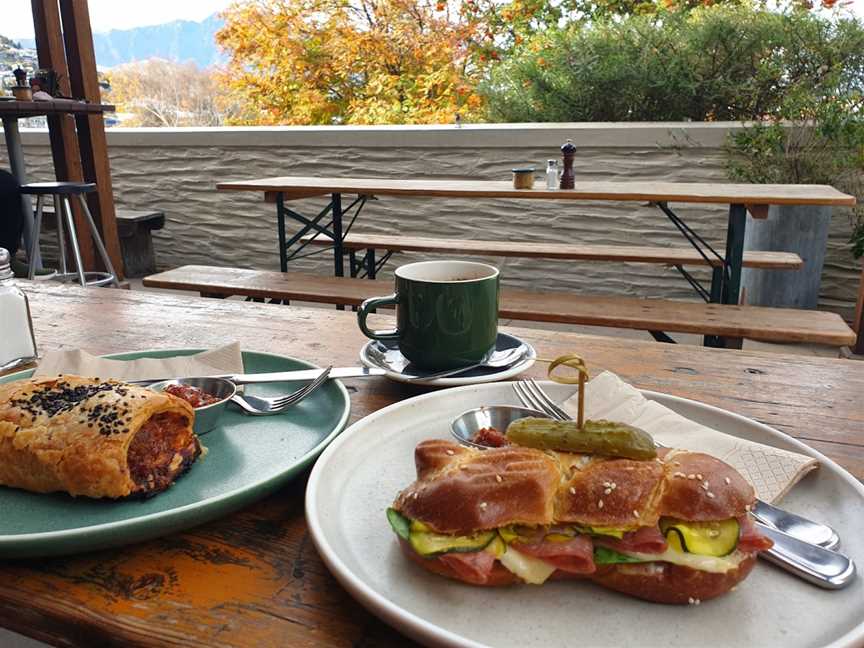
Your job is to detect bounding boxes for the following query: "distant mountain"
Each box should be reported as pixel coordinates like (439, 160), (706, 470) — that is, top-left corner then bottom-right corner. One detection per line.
(20, 14), (226, 70)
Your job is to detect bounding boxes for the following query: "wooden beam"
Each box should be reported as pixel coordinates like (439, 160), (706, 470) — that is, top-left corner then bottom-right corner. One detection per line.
(59, 0), (124, 279)
(746, 204), (769, 219)
(31, 0), (95, 268)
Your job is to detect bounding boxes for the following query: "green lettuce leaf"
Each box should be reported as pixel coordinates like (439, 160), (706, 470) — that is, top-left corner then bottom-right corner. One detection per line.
(593, 546), (646, 565)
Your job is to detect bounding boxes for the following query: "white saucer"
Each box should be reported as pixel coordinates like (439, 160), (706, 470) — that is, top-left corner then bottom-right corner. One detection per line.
(359, 333), (536, 386)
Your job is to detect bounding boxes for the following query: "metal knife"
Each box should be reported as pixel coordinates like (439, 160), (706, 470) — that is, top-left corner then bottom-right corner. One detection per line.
(756, 522), (856, 589)
(751, 500), (840, 549)
(131, 367), (385, 385)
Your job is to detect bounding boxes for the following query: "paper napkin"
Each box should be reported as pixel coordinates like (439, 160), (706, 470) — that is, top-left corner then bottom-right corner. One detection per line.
(34, 343), (244, 381)
(564, 371), (818, 503)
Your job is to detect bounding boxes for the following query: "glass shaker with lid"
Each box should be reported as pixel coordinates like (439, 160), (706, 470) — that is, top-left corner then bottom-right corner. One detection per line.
(0, 248), (38, 372)
(545, 160), (559, 190)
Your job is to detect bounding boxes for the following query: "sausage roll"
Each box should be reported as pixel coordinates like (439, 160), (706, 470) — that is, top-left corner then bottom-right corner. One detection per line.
(0, 375), (201, 499)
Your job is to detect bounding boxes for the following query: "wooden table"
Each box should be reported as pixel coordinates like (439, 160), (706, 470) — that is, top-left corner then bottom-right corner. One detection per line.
(0, 100), (115, 269)
(1, 283), (862, 647)
(217, 176), (855, 310)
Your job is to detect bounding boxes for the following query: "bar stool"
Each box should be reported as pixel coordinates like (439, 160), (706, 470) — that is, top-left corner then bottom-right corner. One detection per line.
(21, 182), (119, 287)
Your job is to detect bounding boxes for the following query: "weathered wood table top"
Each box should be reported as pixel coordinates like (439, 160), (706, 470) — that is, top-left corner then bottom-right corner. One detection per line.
(217, 175), (856, 206)
(1, 283), (862, 647)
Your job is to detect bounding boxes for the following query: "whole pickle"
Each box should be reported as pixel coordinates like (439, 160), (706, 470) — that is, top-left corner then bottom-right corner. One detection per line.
(505, 417), (657, 460)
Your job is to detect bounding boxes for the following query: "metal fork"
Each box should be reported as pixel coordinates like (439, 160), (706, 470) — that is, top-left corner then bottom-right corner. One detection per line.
(231, 366), (332, 416)
(512, 379), (856, 589)
(513, 379), (839, 547)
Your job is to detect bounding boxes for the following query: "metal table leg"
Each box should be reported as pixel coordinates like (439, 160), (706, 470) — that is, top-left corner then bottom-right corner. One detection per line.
(271, 192), (370, 308)
(276, 193), (288, 273)
(332, 192), (344, 278)
(2, 117), (42, 269)
(722, 204), (747, 305)
(656, 201), (747, 348)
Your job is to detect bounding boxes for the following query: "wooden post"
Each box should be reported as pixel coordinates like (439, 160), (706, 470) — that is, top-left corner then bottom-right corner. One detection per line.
(59, 0), (124, 280)
(854, 263), (864, 356)
(31, 0), (95, 268)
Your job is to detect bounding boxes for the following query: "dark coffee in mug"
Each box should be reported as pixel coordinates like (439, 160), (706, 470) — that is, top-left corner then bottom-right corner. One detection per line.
(357, 260), (499, 370)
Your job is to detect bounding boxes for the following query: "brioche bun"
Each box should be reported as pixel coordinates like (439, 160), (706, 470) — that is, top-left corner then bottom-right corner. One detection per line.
(394, 439), (559, 535)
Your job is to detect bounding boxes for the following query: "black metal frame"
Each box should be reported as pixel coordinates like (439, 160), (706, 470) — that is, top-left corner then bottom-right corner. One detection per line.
(654, 201), (747, 347)
(347, 248), (392, 279)
(275, 192), (370, 276)
(270, 192), (749, 348)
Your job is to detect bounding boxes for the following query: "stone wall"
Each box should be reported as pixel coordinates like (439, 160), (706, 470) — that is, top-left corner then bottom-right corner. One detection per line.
(2, 122), (859, 314)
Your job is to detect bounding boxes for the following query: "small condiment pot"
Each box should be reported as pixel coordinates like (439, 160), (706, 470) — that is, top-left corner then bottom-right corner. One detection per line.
(12, 86), (32, 101)
(451, 405), (548, 449)
(511, 168), (536, 190)
(148, 377), (236, 435)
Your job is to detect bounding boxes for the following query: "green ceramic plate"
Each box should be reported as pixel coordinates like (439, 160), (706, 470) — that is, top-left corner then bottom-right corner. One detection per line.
(0, 348), (350, 558)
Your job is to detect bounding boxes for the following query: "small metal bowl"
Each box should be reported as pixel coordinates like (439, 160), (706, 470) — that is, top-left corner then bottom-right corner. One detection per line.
(451, 405), (549, 449)
(148, 377), (237, 435)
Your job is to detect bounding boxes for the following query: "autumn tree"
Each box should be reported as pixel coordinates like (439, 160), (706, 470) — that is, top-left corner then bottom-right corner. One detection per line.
(106, 59), (242, 127)
(216, 0), (487, 125)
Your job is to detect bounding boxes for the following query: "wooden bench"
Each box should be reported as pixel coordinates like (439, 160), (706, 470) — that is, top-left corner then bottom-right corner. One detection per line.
(298, 233), (804, 270)
(116, 209), (165, 277)
(143, 265), (857, 348)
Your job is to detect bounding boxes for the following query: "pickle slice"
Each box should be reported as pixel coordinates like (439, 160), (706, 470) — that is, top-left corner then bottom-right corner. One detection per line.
(505, 417), (657, 460)
(661, 518), (740, 557)
(409, 528), (497, 556)
(387, 508), (411, 540)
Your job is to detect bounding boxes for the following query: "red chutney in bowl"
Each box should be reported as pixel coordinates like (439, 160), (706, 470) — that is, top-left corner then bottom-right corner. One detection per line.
(164, 383), (221, 408)
(472, 426), (510, 448)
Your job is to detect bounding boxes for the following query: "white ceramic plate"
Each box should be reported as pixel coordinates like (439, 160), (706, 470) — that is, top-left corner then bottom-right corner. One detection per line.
(305, 382), (864, 648)
(359, 333), (536, 386)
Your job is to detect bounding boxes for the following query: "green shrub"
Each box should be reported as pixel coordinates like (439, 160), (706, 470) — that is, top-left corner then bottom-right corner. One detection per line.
(481, 5), (864, 123)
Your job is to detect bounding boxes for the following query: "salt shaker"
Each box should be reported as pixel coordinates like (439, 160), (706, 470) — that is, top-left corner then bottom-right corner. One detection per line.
(545, 160), (559, 190)
(0, 248), (38, 372)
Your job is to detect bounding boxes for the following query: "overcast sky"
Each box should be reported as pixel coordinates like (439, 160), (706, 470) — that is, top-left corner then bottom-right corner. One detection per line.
(2, 0), (862, 39)
(3, 0), (234, 39)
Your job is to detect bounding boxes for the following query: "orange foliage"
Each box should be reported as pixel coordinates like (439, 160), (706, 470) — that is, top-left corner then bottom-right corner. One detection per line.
(216, 0), (487, 125)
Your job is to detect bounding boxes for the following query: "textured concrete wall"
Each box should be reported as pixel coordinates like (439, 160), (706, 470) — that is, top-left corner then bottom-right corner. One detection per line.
(1, 123), (858, 313)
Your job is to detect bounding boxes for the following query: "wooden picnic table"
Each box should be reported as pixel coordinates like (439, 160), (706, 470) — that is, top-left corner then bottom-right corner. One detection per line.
(217, 176), (855, 311)
(1, 282), (862, 647)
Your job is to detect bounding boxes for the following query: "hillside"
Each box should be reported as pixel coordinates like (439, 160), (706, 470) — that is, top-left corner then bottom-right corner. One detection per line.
(20, 14), (225, 69)
(0, 35), (39, 89)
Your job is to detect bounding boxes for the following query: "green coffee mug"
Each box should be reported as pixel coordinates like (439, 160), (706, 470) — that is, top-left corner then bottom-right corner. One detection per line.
(357, 260), (500, 370)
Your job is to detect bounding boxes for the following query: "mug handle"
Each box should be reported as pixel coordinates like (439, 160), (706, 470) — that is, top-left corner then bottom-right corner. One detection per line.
(357, 294), (400, 340)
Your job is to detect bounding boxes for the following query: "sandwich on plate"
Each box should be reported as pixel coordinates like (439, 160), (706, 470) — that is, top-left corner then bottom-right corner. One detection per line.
(387, 437), (773, 603)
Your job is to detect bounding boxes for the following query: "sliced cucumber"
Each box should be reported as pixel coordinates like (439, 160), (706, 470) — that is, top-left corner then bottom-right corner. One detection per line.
(660, 518), (739, 557)
(386, 508), (411, 541)
(409, 528), (497, 557)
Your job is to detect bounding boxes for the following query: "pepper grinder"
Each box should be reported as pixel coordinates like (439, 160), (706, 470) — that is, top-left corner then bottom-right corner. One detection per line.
(559, 139), (576, 190)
